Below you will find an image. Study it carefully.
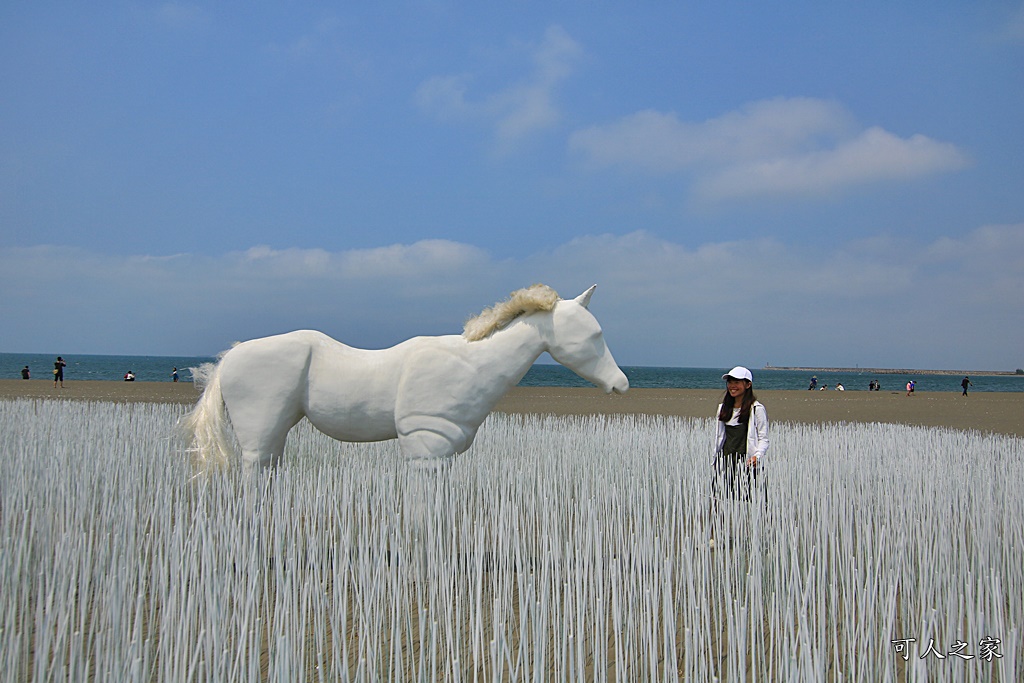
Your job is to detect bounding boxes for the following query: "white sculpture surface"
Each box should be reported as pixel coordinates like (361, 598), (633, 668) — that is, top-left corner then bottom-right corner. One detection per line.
(182, 284), (629, 470)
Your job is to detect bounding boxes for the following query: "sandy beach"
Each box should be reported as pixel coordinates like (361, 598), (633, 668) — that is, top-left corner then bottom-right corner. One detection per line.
(2, 379), (1021, 438)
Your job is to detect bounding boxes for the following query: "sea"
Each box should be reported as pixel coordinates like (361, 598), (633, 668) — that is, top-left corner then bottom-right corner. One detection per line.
(4, 352), (1023, 393)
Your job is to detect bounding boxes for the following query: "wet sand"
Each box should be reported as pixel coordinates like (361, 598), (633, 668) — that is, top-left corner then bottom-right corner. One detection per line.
(2, 379), (1021, 438)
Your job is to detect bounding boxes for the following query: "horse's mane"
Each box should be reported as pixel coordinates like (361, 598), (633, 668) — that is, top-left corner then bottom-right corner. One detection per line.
(463, 284), (560, 341)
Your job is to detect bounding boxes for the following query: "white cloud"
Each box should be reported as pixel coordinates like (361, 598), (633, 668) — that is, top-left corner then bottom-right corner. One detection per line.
(416, 25), (583, 147)
(698, 127), (970, 200)
(415, 76), (473, 120)
(569, 97), (969, 200)
(155, 3), (210, 30)
(230, 240), (490, 280)
(268, 15), (347, 60)
(338, 240), (491, 279)
(3, 226), (1020, 370)
(570, 98), (854, 171)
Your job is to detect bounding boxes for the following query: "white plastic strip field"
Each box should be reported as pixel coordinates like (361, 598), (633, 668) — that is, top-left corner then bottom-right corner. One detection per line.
(0, 399), (1020, 681)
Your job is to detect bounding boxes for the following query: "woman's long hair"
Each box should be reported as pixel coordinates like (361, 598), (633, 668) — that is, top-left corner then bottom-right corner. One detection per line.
(719, 383), (757, 423)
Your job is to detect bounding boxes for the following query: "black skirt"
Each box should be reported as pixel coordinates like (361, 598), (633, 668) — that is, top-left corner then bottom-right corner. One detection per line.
(711, 452), (760, 502)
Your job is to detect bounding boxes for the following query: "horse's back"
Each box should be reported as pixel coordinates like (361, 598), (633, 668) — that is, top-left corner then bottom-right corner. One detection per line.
(303, 333), (426, 442)
(218, 330), (322, 408)
(220, 329), (405, 443)
(302, 332), (470, 443)
(221, 329), (323, 371)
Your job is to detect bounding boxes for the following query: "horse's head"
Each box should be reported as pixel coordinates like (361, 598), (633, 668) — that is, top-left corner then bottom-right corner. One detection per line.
(547, 285), (629, 394)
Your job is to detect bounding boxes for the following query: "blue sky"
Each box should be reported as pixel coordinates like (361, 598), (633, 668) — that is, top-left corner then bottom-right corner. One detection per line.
(2, 2), (1023, 370)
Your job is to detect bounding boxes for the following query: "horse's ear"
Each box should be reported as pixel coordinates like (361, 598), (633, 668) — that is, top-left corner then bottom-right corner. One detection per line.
(574, 285), (597, 309)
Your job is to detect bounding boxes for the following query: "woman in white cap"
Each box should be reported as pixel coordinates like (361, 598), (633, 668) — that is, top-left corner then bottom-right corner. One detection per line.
(712, 366), (769, 503)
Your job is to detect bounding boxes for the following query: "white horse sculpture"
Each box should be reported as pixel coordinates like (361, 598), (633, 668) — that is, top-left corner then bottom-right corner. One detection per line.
(181, 284), (628, 470)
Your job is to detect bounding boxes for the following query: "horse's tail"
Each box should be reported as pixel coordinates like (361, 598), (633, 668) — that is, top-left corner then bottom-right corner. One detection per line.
(179, 359), (234, 470)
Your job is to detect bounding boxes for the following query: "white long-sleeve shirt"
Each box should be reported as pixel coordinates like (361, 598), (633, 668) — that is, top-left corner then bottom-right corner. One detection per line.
(714, 400), (770, 462)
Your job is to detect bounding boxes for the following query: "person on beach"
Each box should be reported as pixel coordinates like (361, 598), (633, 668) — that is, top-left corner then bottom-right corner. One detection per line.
(711, 366), (769, 502)
(707, 366), (769, 548)
(961, 376), (972, 396)
(171, 367), (179, 382)
(124, 370), (136, 382)
(808, 376), (817, 390)
(21, 366), (30, 380)
(906, 380), (915, 396)
(53, 356), (66, 388)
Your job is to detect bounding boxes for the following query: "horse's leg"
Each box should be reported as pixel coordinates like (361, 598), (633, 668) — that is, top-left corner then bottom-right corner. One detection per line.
(235, 420), (296, 470)
(218, 333), (312, 469)
(397, 416), (474, 470)
(222, 386), (304, 469)
(393, 423), (458, 581)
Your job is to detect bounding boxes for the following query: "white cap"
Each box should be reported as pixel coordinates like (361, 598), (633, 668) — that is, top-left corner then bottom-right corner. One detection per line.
(722, 366), (753, 382)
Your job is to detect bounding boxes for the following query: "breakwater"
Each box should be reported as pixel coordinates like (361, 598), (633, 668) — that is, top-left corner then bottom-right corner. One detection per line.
(764, 366), (1019, 377)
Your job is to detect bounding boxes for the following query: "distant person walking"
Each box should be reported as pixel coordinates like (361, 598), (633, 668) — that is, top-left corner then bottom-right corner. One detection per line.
(21, 366), (30, 379)
(53, 356), (66, 388)
(906, 380), (915, 396)
(808, 376), (817, 390)
(961, 376), (972, 396)
(171, 367), (179, 382)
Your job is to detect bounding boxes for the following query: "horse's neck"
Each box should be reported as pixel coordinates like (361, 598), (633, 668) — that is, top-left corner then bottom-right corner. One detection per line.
(468, 315), (549, 387)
